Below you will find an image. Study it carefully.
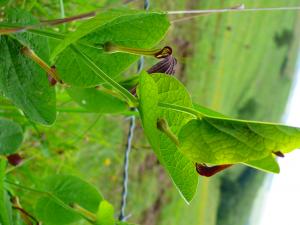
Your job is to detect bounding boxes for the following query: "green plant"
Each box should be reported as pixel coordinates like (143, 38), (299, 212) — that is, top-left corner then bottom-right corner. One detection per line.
(0, 3), (300, 225)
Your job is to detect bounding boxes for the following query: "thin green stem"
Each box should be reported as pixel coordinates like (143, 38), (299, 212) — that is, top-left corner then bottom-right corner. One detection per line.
(71, 45), (138, 106)
(22, 46), (61, 82)
(59, 0), (66, 32)
(7, 180), (97, 224)
(59, 0), (66, 19)
(5, 180), (75, 212)
(5, 157), (35, 174)
(0, 23), (100, 50)
(157, 118), (179, 146)
(70, 203), (96, 222)
(29, 28), (65, 40)
(104, 43), (172, 59)
(71, 114), (101, 144)
(158, 102), (202, 119)
(57, 107), (139, 116)
(30, 29), (101, 50)
(0, 23), (64, 39)
(0, 105), (138, 116)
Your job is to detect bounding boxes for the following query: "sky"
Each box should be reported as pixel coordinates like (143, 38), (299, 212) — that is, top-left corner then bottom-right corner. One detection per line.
(258, 57), (300, 225)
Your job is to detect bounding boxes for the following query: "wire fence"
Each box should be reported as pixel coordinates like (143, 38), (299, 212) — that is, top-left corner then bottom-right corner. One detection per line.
(118, 0), (150, 221)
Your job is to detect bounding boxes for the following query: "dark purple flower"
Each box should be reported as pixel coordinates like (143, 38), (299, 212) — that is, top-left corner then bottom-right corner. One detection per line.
(273, 151), (285, 157)
(130, 54), (177, 95)
(7, 153), (23, 166)
(147, 55), (177, 75)
(195, 163), (233, 177)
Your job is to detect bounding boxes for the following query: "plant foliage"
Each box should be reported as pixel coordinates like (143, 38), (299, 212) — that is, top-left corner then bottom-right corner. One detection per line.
(0, 4), (299, 225)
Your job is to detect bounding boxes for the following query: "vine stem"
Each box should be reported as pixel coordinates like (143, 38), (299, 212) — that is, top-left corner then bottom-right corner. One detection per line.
(59, 0), (66, 31)
(59, 0), (66, 19)
(5, 180), (74, 212)
(158, 102), (202, 118)
(71, 45), (138, 106)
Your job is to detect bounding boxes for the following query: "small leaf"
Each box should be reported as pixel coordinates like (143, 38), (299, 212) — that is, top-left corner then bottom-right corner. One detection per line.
(138, 72), (198, 203)
(96, 200), (115, 225)
(0, 159), (13, 225)
(0, 119), (23, 155)
(67, 87), (128, 114)
(0, 36), (56, 125)
(53, 9), (170, 87)
(35, 175), (103, 225)
(178, 118), (300, 165)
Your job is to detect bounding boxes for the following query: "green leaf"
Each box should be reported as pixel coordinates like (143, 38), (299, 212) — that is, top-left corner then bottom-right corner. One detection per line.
(53, 9), (170, 87)
(3, 8), (50, 63)
(0, 119), (23, 155)
(138, 71), (160, 152)
(35, 175), (103, 225)
(0, 159), (12, 225)
(138, 72), (198, 203)
(96, 200), (115, 225)
(178, 117), (300, 165)
(0, 0), (9, 6)
(67, 87), (128, 114)
(0, 36), (56, 125)
(193, 104), (280, 173)
(245, 155), (280, 173)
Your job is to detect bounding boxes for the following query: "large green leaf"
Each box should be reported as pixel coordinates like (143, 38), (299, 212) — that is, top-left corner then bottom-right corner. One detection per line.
(53, 9), (170, 87)
(96, 200), (115, 225)
(0, 36), (56, 125)
(178, 117), (300, 165)
(35, 175), (103, 225)
(138, 72), (198, 203)
(0, 119), (23, 155)
(193, 104), (280, 173)
(3, 8), (50, 62)
(0, 159), (12, 225)
(67, 87), (128, 114)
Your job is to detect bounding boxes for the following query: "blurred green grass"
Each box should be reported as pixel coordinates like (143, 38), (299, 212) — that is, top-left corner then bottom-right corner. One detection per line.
(154, 1), (300, 225)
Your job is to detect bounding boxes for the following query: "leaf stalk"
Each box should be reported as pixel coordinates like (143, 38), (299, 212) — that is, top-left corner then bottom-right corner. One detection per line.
(158, 102), (202, 119)
(21, 47), (61, 83)
(104, 42), (172, 59)
(71, 45), (138, 106)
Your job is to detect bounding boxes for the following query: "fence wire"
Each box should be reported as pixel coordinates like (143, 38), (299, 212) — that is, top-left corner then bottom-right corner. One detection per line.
(119, 0), (150, 221)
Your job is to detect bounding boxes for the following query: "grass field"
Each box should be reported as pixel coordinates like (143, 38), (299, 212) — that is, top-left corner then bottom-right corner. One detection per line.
(149, 1), (300, 225)
(8, 0), (300, 225)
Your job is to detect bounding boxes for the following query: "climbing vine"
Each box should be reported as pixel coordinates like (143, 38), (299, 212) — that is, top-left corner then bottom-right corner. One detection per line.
(1, 1), (300, 225)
